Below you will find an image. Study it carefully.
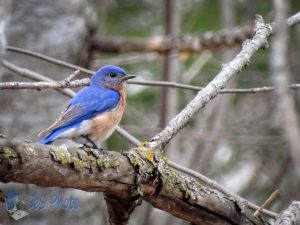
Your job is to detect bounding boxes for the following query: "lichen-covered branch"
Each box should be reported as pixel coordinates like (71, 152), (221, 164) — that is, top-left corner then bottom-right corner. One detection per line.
(0, 134), (266, 225)
(0, 134), (135, 195)
(275, 202), (300, 225)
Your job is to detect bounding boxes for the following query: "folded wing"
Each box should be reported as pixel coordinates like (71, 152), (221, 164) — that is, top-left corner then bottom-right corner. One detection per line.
(38, 86), (120, 144)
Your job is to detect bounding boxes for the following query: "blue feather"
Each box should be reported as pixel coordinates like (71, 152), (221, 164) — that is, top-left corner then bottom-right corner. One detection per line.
(38, 65), (130, 145)
(38, 86), (120, 144)
(38, 125), (77, 144)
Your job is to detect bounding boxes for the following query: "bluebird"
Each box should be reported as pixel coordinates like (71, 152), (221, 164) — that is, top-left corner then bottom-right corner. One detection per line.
(38, 65), (135, 149)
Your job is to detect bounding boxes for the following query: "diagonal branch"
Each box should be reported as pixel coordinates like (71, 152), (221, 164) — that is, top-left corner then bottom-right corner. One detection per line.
(148, 15), (273, 150)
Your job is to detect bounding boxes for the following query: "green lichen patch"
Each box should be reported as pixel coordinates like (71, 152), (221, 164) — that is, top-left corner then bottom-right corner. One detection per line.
(96, 153), (121, 170)
(158, 162), (201, 202)
(1, 146), (18, 158)
(49, 146), (71, 165)
(138, 148), (154, 163)
(125, 148), (154, 175)
(125, 149), (141, 167)
(112, 158), (120, 167)
(139, 141), (150, 148)
(49, 147), (122, 171)
(131, 186), (143, 197)
(71, 157), (90, 171)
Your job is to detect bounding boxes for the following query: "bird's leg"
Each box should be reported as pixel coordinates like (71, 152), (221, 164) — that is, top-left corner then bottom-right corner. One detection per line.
(82, 135), (104, 151)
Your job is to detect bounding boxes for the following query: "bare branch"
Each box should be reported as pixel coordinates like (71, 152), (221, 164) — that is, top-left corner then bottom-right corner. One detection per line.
(2, 59), (75, 97)
(91, 25), (253, 53)
(254, 189), (279, 217)
(5, 46), (94, 75)
(0, 79), (90, 89)
(90, 12), (300, 54)
(4, 73), (300, 95)
(148, 15), (273, 150)
(61, 69), (81, 84)
(285, 12), (300, 28)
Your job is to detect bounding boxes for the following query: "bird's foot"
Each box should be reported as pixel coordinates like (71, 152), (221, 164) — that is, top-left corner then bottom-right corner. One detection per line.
(91, 148), (104, 158)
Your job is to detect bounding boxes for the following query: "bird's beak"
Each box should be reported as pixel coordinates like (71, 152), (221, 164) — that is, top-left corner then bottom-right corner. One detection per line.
(121, 75), (136, 81)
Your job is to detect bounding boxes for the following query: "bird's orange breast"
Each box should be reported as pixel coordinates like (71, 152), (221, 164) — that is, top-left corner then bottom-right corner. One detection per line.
(90, 90), (126, 142)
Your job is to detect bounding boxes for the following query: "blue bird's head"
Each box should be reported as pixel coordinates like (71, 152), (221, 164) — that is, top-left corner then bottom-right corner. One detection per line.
(91, 65), (135, 90)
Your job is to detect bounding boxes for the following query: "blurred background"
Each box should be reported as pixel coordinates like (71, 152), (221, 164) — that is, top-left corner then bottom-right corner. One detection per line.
(0, 0), (300, 224)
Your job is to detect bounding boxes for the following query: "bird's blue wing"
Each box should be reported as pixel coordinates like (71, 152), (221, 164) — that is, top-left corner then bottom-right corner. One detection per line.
(38, 86), (120, 144)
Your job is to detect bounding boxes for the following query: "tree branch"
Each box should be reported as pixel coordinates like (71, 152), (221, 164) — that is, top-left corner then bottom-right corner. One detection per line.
(275, 202), (300, 225)
(148, 15), (273, 151)
(90, 12), (300, 54)
(0, 134), (266, 225)
(91, 25), (253, 53)
(5, 46), (94, 75)
(3, 72), (300, 94)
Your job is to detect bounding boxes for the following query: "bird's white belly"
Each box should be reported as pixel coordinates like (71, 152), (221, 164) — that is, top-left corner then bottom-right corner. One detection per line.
(56, 119), (93, 139)
(55, 91), (125, 145)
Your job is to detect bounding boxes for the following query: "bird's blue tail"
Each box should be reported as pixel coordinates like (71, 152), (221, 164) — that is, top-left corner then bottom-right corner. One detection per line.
(38, 127), (69, 144)
(38, 130), (59, 144)
(38, 124), (80, 144)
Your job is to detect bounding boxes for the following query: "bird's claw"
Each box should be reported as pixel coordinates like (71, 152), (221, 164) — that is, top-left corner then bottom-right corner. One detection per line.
(91, 148), (104, 158)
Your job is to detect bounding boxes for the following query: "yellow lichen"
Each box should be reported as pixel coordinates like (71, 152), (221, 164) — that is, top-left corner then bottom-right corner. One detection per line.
(139, 141), (149, 148)
(1, 146), (16, 158)
(161, 155), (168, 163)
(96, 158), (111, 169)
(112, 159), (120, 167)
(49, 147), (70, 165)
(72, 157), (89, 170)
(138, 148), (154, 163)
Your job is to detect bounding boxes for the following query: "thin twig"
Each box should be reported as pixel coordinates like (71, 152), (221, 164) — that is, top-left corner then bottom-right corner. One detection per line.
(254, 189), (279, 217)
(0, 79), (90, 89)
(3, 75), (300, 94)
(2, 60), (75, 97)
(5, 46), (94, 75)
(61, 69), (80, 85)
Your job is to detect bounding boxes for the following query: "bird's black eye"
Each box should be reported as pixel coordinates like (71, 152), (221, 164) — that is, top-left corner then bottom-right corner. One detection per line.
(109, 72), (117, 78)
